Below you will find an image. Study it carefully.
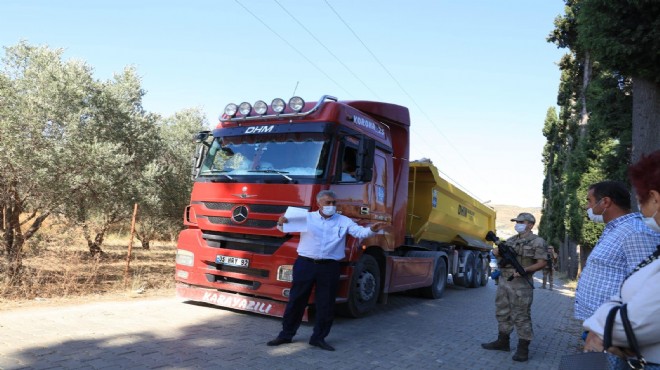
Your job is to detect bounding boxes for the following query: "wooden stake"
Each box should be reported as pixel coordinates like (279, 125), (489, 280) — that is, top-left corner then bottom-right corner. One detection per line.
(124, 203), (138, 288)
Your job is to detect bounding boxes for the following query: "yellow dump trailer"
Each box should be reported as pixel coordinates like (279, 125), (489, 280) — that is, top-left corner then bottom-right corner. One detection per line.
(405, 159), (496, 288)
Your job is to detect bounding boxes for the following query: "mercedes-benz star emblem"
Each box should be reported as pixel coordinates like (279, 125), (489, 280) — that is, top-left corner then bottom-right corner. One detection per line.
(231, 205), (249, 224)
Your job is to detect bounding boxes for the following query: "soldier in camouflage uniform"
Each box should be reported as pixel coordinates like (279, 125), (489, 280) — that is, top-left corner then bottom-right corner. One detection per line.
(481, 213), (547, 362)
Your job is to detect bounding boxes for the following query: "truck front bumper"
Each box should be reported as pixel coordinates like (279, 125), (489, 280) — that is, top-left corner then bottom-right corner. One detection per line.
(176, 283), (309, 321)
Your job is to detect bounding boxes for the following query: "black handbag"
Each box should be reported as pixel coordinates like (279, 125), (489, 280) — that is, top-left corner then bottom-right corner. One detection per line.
(559, 304), (660, 370)
(617, 304), (660, 370)
(558, 305), (622, 370)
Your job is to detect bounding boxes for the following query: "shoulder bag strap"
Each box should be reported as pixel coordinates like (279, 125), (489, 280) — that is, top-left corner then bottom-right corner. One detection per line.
(602, 305), (621, 350)
(620, 304), (648, 369)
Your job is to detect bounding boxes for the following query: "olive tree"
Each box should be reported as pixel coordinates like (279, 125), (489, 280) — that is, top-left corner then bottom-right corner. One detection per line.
(135, 108), (207, 249)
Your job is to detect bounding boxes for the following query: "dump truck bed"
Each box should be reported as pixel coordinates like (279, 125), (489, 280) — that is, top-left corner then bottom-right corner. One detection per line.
(406, 160), (496, 251)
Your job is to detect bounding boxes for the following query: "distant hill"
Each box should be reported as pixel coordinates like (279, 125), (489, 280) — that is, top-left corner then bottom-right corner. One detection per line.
(491, 204), (543, 239)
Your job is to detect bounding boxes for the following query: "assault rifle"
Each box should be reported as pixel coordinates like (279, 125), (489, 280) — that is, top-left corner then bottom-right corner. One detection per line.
(485, 231), (534, 289)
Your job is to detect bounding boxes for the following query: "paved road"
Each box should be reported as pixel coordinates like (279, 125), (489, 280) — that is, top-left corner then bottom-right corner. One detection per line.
(0, 274), (582, 370)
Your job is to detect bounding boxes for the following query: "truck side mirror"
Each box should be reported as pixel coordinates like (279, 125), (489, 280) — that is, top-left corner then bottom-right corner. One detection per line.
(193, 131), (211, 144)
(190, 131), (212, 180)
(191, 144), (207, 180)
(356, 136), (375, 182)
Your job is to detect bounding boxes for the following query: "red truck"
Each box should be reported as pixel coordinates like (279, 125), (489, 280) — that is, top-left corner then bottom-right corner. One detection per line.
(175, 95), (496, 318)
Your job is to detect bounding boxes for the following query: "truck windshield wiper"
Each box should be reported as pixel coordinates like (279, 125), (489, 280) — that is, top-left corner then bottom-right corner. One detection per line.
(248, 169), (293, 182)
(201, 170), (235, 182)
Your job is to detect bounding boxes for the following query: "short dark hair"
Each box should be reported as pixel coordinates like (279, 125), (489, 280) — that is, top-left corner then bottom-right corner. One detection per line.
(628, 150), (660, 204)
(588, 181), (631, 210)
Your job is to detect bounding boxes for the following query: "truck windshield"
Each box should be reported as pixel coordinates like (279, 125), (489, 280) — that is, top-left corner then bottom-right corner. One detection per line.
(198, 132), (329, 181)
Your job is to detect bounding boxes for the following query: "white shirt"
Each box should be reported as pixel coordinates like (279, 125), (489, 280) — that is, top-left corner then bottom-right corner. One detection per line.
(288, 211), (374, 260)
(583, 252), (660, 363)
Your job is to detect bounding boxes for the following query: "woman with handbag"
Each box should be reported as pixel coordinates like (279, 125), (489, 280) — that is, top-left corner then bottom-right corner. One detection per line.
(582, 150), (660, 367)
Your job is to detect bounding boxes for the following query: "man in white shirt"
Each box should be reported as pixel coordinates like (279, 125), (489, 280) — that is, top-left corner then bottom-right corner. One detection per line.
(266, 190), (385, 351)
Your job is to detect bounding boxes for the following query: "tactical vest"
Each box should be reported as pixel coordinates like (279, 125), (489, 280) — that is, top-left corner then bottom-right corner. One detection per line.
(502, 234), (542, 269)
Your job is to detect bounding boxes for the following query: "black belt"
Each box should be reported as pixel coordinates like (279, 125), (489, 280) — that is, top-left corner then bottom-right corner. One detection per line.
(298, 256), (337, 264)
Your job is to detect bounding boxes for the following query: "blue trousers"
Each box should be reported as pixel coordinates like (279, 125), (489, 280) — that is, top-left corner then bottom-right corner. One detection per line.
(278, 257), (340, 342)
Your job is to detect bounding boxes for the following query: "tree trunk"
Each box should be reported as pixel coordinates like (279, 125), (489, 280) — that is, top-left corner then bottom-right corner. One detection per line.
(629, 77), (660, 210)
(135, 231), (150, 250)
(578, 51), (592, 139)
(82, 223), (106, 256)
(631, 77), (660, 163)
(565, 235), (579, 280)
(4, 182), (25, 277)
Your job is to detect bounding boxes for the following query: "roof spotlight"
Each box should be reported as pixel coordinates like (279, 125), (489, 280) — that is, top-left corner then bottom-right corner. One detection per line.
(289, 96), (305, 112)
(254, 100), (268, 115)
(224, 103), (238, 117)
(238, 102), (252, 116)
(271, 98), (286, 113)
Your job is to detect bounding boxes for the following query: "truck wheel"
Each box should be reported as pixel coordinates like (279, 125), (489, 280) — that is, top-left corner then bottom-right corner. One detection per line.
(407, 251), (447, 299)
(337, 254), (380, 318)
(470, 255), (482, 288)
(459, 252), (475, 288)
(480, 257), (489, 286)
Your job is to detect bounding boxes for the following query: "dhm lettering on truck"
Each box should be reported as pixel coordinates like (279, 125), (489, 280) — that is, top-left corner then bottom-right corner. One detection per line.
(244, 125), (275, 134)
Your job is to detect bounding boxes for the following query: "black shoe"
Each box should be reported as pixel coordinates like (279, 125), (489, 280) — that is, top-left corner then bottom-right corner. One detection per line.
(309, 339), (335, 351)
(267, 337), (292, 346)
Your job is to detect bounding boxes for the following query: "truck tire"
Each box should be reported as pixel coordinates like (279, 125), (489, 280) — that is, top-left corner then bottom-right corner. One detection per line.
(454, 252), (475, 288)
(480, 256), (489, 286)
(337, 254), (380, 318)
(407, 251), (447, 299)
(470, 255), (482, 288)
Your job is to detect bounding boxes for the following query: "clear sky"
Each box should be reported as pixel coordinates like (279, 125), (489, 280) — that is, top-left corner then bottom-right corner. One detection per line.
(1, 0), (566, 207)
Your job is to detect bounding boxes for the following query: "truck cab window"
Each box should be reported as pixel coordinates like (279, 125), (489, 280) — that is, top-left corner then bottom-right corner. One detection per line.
(340, 147), (358, 182)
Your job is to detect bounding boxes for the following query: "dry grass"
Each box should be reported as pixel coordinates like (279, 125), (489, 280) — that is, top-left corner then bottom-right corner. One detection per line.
(0, 228), (177, 311)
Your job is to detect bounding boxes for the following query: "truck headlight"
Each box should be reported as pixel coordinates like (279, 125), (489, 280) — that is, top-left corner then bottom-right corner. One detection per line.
(176, 249), (194, 267)
(254, 100), (268, 115)
(288, 96), (305, 112)
(224, 103), (238, 117)
(277, 265), (293, 282)
(176, 269), (189, 279)
(271, 98), (286, 113)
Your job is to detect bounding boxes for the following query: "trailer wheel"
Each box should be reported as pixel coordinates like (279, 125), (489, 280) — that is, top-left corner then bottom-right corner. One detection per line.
(455, 252), (475, 288)
(480, 257), (490, 286)
(470, 255), (482, 288)
(407, 251), (447, 299)
(337, 254), (380, 318)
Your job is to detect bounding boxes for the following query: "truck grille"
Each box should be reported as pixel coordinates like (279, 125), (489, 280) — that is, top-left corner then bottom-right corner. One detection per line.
(206, 216), (277, 228)
(206, 262), (269, 278)
(203, 202), (290, 214)
(201, 230), (290, 255)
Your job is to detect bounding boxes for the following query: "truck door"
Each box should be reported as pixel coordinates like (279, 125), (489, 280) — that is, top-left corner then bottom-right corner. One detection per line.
(331, 136), (370, 221)
(370, 150), (392, 220)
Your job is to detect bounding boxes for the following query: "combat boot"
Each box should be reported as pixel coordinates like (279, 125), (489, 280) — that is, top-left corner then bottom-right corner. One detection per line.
(512, 339), (530, 362)
(481, 333), (510, 351)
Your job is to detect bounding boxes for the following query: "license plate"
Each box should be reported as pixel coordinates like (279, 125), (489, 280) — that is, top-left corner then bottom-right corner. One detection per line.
(216, 255), (249, 268)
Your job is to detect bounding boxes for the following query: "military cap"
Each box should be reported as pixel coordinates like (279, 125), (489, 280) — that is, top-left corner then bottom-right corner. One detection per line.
(510, 212), (536, 223)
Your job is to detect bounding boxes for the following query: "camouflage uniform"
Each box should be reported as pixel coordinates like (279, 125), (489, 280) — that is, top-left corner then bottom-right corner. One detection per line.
(495, 233), (547, 340)
(542, 247), (557, 290)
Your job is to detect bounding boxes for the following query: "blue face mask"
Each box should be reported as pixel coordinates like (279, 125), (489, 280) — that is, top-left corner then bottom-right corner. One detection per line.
(514, 223), (527, 234)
